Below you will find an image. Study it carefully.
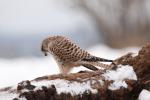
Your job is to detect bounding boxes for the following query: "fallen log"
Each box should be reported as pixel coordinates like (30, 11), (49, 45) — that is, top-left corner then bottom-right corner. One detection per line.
(0, 44), (150, 100)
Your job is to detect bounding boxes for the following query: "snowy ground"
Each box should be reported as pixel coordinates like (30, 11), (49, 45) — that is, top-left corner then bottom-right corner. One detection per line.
(139, 89), (150, 100)
(0, 44), (150, 100)
(0, 44), (140, 88)
(0, 64), (140, 100)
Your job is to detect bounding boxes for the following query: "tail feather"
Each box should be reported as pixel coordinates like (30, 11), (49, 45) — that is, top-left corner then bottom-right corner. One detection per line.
(91, 62), (110, 69)
(82, 64), (99, 71)
(80, 61), (111, 70)
(82, 56), (113, 62)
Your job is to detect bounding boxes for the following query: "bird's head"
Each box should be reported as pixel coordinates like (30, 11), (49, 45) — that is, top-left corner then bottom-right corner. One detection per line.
(41, 36), (58, 56)
(41, 35), (64, 56)
(41, 38), (50, 56)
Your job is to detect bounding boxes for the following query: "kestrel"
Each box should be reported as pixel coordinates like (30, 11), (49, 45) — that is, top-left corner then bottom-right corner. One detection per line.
(41, 36), (113, 74)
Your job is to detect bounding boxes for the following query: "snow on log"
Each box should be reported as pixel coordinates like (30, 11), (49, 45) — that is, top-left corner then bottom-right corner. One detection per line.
(0, 44), (150, 100)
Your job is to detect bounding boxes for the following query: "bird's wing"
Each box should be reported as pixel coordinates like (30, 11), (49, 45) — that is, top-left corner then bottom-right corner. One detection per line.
(52, 39), (89, 62)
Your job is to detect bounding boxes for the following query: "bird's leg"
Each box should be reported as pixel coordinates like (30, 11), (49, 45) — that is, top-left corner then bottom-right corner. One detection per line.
(59, 65), (72, 74)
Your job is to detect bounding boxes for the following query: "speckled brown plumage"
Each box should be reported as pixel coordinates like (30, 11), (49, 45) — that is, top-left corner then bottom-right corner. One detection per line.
(41, 36), (113, 74)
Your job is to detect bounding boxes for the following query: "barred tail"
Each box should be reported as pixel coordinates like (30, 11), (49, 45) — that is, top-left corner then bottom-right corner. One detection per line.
(90, 62), (110, 69)
(81, 61), (111, 70)
(82, 56), (113, 62)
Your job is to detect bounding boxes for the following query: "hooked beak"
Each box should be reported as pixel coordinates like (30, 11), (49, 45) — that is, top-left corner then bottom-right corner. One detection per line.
(44, 52), (48, 56)
(41, 45), (48, 56)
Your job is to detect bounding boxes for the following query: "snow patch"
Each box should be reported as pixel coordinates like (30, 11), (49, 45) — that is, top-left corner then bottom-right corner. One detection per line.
(131, 53), (138, 57)
(103, 65), (137, 90)
(32, 79), (97, 95)
(0, 92), (18, 100)
(18, 97), (27, 100)
(108, 81), (127, 90)
(138, 89), (150, 100)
